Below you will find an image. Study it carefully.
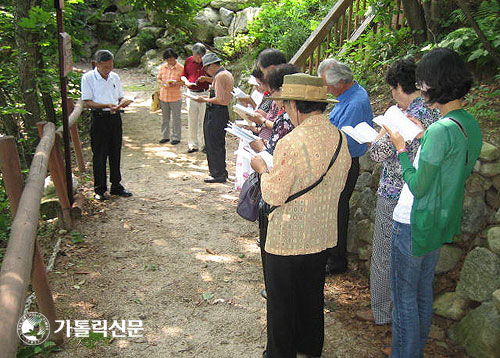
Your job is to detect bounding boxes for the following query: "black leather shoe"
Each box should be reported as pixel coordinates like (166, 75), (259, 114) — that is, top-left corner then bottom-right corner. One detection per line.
(110, 189), (133, 197)
(94, 193), (109, 201)
(187, 148), (198, 153)
(325, 256), (348, 275)
(171, 140), (180, 145)
(204, 176), (226, 183)
(159, 138), (169, 144)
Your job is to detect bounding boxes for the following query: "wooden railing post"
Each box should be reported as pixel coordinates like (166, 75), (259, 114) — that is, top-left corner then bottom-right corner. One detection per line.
(0, 123), (56, 357)
(0, 137), (24, 216)
(37, 122), (72, 229)
(67, 99), (86, 173)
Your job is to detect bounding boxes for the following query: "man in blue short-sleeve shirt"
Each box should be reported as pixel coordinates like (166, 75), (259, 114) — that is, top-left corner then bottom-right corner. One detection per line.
(319, 58), (373, 274)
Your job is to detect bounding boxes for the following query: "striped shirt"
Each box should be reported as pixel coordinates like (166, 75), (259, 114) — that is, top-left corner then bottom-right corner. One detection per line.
(157, 61), (184, 102)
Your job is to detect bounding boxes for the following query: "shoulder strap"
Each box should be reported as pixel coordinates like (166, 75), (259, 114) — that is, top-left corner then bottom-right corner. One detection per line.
(446, 117), (469, 165)
(268, 128), (343, 214)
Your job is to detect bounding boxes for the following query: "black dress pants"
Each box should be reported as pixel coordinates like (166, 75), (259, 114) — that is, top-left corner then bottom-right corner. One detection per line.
(258, 200), (270, 281)
(90, 111), (124, 195)
(203, 104), (229, 178)
(265, 249), (329, 358)
(329, 156), (360, 259)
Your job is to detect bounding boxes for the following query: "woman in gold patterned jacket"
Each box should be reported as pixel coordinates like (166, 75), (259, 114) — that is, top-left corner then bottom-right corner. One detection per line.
(251, 73), (351, 358)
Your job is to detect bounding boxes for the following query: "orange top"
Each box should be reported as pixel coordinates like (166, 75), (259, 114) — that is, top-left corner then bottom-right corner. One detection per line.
(157, 61), (184, 102)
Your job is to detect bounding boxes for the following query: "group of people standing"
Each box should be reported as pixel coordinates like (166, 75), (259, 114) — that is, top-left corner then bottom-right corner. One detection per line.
(81, 44), (482, 358)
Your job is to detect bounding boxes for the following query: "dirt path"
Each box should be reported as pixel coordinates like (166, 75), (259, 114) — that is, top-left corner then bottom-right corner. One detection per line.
(47, 68), (467, 358)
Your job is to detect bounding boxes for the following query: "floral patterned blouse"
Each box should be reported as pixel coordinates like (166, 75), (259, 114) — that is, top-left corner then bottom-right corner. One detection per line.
(266, 110), (294, 155)
(370, 96), (440, 200)
(259, 101), (280, 141)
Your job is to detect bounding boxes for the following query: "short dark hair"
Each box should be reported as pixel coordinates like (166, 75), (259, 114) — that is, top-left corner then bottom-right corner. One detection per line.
(257, 48), (287, 69)
(94, 50), (114, 63)
(292, 100), (328, 114)
(267, 63), (299, 91)
(251, 66), (265, 81)
(385, 59), (417, 94)
(163, 48), (178, 60)
(416, 47), (472, 104)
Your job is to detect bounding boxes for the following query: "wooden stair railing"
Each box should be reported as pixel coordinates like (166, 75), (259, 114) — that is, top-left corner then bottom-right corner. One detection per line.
(290, 0), (406, 74)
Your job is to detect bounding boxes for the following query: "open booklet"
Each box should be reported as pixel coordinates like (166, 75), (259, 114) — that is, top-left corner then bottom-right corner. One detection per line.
(184, 92), (206, 101)
(233, 103), (257, 117)
(373, 105), (423, 142)
(225, 122), (259, 143)
(231, 87), (249, 99)
(182, 77), (197, 87)
(341, 122), (378, 144)
(234, 142), (274, 170)
(235, 119), (256, 127)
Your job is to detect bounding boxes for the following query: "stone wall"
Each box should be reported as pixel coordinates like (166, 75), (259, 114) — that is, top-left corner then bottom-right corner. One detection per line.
(350, 142), (500, 357)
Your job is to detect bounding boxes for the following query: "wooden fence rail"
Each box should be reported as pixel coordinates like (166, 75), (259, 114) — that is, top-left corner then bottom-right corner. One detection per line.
(291, 0), (406, 74)
(0, 99), (85, 357)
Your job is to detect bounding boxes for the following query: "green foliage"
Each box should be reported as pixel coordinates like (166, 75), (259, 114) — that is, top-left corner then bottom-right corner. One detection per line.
(0, 178), (11, 264)
(248, 0), (337, 60)
(17, 341), (59, 358)
(435, 0), (500, 66)
(81, 332), (112, 349)
(126, 0), (205, 29)
(464, 84), (500, 122)
(221, 34), (256, 59)
(337, 26), (418, 91)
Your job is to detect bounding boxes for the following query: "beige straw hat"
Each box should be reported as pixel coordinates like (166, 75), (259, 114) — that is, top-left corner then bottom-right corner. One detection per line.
(268, 73), (338, 103)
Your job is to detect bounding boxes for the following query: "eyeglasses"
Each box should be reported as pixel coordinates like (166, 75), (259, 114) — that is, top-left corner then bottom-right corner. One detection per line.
(415, 82), (431, 92)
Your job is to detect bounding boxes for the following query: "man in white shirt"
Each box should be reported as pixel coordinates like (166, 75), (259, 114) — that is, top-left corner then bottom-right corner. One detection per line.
(81, 50), (132, 201)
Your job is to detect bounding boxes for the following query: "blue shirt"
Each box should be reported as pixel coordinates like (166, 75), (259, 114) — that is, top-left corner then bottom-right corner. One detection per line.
(329, 82), (373, 158)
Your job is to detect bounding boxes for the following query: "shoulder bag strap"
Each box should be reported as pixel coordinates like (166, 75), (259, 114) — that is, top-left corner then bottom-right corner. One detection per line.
(268, 128), (343, 214)
(446, 117), (469, 165)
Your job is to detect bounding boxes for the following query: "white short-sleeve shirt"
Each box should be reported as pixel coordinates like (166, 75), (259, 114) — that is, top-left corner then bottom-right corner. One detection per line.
(81, 68), (123, 108)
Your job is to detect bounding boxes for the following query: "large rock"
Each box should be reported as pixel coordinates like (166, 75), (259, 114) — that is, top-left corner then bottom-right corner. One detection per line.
(466, 173), (491, 194)
(492, 175), (500, 191)
(357, 244), (372, 261)
(360, 187), (377, 220)
(433, 291), (470, 321)
(219, 7), (234, 27)
(359, 153), (377, 172)
(448, 302), (500, 358)
(493, 289), (500, 312)
(456, 247), (500, 302)
(480, 162), (500, 177)
(192, 9), (228, 43)
(138, 26), (165, 48)
(213, 36), (233, 50)
(229, 7), (260, 35)
(461, 193), (488, 234)
(479, 142), (500, 162)
(486, 188), (500, 210)
(435, 244), (463, 274)
(198, 7), (221, 24)
(355, 171), (372, 191)
(487, 226), (500, 255)
(114, 37), (143, 67)
(210, 0), (249, 11)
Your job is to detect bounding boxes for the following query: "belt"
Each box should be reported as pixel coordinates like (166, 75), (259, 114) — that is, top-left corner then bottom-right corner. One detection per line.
(91, 109), (121, 116)
(190, 89), (208, 93)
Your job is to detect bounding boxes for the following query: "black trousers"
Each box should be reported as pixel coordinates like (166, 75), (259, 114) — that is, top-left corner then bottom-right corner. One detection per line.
(90, 111), (124, 195)
(203, 104), (229, 178)
(329, 157), (360, 259)
(265, 249), (329, 358)
(259, 200), (270, 282)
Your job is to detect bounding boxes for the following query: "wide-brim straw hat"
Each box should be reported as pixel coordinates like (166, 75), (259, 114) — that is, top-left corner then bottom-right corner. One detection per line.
(268, 73), (338, 103)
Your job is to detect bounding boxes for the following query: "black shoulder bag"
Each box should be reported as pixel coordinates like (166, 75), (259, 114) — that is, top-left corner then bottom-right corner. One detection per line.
(268, 128), (343, 214)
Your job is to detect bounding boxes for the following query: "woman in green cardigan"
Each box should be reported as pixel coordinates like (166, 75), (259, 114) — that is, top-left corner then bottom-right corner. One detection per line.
(384, 48), (483, 357)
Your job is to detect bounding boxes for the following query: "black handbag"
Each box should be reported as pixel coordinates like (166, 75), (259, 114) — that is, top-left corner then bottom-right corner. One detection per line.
(268, 128), (343, 214)
(237, 172), (261, 222)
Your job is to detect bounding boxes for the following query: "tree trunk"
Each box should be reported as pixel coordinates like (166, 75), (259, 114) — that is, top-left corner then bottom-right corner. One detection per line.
(400, 0), (428, 44)
(15, 0), (41, 140)
(0, 88), (19, 138)
(422, 0), (443, 42)
(455, 0), (500, 67)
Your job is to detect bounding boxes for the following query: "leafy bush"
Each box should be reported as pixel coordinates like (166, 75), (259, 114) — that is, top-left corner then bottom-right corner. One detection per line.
(248, 0), (337, 60)
(221, 34), (256, 59)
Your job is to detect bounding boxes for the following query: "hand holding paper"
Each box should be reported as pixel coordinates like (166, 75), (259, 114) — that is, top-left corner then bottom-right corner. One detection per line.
(373, 105), (424, 141)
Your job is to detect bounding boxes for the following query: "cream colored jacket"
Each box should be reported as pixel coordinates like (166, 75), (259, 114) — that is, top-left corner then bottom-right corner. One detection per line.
(261, 113), (351, 255)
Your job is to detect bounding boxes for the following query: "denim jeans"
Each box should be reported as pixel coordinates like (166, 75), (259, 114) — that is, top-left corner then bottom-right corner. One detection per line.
(390, 221), (440, 358)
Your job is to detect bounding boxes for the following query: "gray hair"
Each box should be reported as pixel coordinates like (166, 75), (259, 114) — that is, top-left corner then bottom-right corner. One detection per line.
(94, 50), (114, 63)
(192, 43), (206, 56)
(318, 58), (353, 85)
